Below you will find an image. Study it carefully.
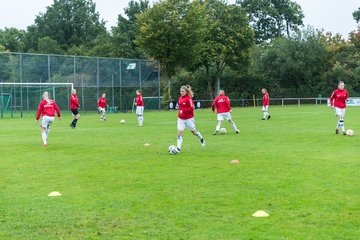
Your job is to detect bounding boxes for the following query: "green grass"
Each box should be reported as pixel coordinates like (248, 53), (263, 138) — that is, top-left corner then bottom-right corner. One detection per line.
(1, 106), (360, 239)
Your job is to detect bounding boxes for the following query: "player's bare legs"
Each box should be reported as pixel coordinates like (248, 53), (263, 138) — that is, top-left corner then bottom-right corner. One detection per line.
(228, 119), (239, 134)
(191, 129), (205, 147)
(213, 120), (223, 135)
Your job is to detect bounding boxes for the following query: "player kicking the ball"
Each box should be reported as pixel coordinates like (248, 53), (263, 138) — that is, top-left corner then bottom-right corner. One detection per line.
(330, 81), (348, 135)
(211, 90), (239, 135)
(261, 88), (271, 120)
(97, 93), (108, 121)
(69, 88), (80, 128)
(135, 90), (144, 126)
(176, 85), (205, 153)
(35, 91), (61, 146)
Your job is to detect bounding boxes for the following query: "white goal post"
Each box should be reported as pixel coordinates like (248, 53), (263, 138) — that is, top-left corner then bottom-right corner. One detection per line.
(0, 82), (74, 90)
(0, 82), (74, 118)
(131, 96), (162, 113)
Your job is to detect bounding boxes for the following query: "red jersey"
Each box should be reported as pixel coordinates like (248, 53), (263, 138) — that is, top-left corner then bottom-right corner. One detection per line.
(97, 97), (107, 108)
(212, 95), (231, 113)
(136, 95), (144, 107)
(263, 92), (269, 106)
(70, 93), (80, 109)
(36, 99), (61, 120)
(178, 95), (194, 120)
(330, 89), (348, 109)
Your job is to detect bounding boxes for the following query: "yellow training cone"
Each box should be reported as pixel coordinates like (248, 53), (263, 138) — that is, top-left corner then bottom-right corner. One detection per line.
(48, 191), (62, 197)
(252, 210), (269, 217)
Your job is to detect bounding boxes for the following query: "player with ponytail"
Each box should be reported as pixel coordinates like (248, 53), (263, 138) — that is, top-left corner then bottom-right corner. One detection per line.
(174, 85), (205, 153)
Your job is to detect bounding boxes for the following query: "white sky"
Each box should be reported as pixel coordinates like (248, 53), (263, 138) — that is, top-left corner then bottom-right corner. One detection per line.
(0, 0), (358, 38)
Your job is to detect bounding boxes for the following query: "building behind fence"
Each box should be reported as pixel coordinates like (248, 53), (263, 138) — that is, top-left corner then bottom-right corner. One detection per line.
(0, 52), (160, 118)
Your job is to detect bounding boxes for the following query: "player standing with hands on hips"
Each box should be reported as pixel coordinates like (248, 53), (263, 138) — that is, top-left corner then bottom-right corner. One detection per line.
(69, 88), (80, 128)
(135, 90), (144, 126)
(211, 90), (239, 135)
(175, 85), (205, 153)
(261, 88), (271, 120)
(330, 81), (348, 135)
(97, 93), (108, 121)
(35, 91), (61, 146)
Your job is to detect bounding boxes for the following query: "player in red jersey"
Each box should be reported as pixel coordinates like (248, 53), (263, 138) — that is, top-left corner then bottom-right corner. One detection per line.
(35, 91), (61, 146)
(261, 88), (271, 120)
(69, 88), (80, 128)
(97, 93), (108, 121)
(175, 85), (205, 153)
(330, 81), (348, 135)
(211, 90), (239, 135)
(135, 90), (144, 126)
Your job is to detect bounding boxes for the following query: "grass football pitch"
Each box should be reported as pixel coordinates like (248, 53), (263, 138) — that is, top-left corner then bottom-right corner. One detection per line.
(1, 105), (360, 239)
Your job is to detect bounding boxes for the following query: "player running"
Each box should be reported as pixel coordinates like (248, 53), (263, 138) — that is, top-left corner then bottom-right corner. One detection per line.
(135, 90), (144, 126)
(175, 85), (205, 153)
(35, 91), (61, 146)
(261, 88), (271, 120)
(330, 81), (348, 135)
(211, 90), (239, 135)
(69, 88), (80, 128)
(97, 93), (108, 121)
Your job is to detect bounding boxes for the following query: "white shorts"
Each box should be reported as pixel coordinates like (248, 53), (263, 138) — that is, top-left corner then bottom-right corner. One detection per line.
(98, 107), (106, 114)
(262, 105), (269, 112)
(41, 116), (54, 128)
(136, 106), (144, 115)
(335, 107), (345, 118)
(217, 112), (231, 121)
(177, 118), (196, 131)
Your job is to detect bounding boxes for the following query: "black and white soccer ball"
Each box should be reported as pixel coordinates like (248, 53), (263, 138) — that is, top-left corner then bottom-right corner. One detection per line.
(168, 145), (180, 155)
(219, 128), (227, 134)
(346, 129), (354, 136)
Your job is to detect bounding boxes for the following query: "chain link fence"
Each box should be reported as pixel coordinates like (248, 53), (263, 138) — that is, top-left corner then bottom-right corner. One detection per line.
(0, 52), (160, 118)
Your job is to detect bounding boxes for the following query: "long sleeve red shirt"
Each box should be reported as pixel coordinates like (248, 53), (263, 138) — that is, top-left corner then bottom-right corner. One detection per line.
(178, 95), (194, 120)
(212, 95), (231, 113)
(70, 94), (80, 109)
(330, 89), (348, 109)
(97, 97), (107, 108)
(136, 95), (144, 106)
(263, 92), (269, 106)
(36, 99), (61, 120)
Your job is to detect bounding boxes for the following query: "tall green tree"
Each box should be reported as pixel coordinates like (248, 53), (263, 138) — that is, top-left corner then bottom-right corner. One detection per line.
(250, 28), (330, 96)
(37, 37), (63, 54)
(111, 0), (149, 58)
(136, 0), (206, 99)
(353, 7), (360, 23)
(237, 0), (304, 43)
(25, 0), (106, 52)
(0, 28), (26, 52)
(199, 0), (254, 98)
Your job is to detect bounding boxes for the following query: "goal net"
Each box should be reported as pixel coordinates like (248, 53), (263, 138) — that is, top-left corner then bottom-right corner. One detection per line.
(0, 82), (73, 118)
(131, 96), (163, 113)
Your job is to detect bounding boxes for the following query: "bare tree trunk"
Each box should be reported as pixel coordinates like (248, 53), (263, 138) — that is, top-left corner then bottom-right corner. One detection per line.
(216, 75), (221, 94)
(286, 21), (290, 37)
(205, 65), (214, 100)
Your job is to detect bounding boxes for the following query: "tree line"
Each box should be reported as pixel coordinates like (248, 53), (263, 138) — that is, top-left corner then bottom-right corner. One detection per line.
(0, 0), (360, 100)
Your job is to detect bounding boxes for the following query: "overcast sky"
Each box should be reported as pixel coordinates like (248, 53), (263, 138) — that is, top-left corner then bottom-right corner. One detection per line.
(0, 0), (358, 38)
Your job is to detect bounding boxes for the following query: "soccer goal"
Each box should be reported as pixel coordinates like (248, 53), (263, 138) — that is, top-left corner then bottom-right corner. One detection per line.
(0, 82), (74, 118)
(131, 96), (163, 113)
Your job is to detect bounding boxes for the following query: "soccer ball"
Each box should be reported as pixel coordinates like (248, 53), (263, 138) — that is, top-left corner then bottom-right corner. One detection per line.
(346, 129), (354, 136)
(168, 145), (180, 155)
(219, 128), (227, 134)
(120, 119), (126, 124)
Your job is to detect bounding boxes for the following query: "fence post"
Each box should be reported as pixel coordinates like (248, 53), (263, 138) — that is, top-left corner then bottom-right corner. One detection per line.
(298, 99), (300, 107)
(119, 59), (122, 111)
(158, 61), (161, 111)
